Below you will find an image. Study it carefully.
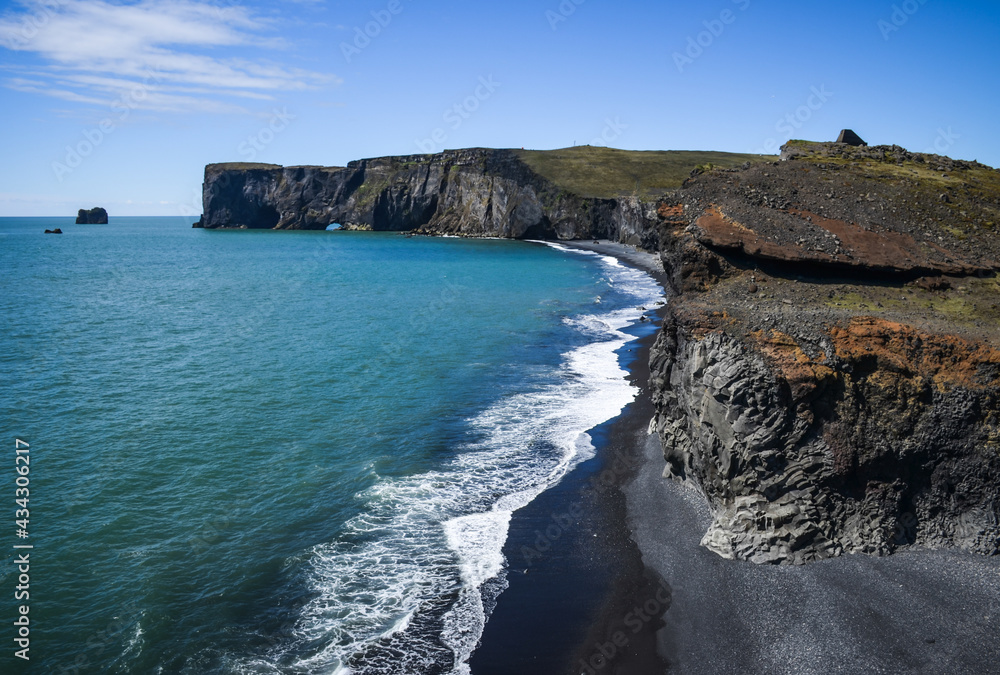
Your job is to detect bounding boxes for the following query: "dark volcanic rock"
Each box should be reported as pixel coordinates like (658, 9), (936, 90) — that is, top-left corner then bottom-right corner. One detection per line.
(44, 228), (62, 234)
(76, 207), (108, 224)
(194, 150), (658, 245)
(650, 314), (1000, 565)
(681, 144), (1000, 278)
(648, 141), (1000, 564)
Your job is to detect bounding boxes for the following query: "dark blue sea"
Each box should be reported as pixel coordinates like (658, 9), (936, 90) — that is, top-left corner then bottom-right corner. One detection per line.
(0, 217), (661, 674)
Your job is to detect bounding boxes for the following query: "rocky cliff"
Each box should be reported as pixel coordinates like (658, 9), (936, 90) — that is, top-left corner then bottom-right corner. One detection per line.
(198, 141), (1000, 565)
(650, 141), (1000, 564)
(194, 149), (656, 244)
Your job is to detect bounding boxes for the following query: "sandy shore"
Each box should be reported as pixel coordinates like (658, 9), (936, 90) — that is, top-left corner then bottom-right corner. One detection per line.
(469, 239), (669, 674)
(563, 240), (1000, 674)
(479, 238), (1000, 675)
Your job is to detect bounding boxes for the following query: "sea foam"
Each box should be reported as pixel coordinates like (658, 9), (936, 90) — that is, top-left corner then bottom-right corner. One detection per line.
(270, 246), (663, 674)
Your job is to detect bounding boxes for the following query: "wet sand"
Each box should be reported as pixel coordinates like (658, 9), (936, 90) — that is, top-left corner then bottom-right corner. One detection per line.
(469, 239), (669, 674)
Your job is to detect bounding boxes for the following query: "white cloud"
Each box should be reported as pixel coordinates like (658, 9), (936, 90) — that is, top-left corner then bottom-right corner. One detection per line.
(0, 0), (339, 113)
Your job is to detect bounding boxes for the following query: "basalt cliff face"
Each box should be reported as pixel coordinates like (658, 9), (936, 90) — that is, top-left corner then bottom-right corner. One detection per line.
(199, 142), (1000, 564)
(194, 149), (659, 247)
(651, 141), (1000, 564)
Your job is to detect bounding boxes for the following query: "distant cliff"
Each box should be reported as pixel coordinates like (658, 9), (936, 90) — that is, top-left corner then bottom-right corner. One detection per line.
(197, 141), (1000, 565)
(194, 147), (764, 248)
(194, 149), (619, 239)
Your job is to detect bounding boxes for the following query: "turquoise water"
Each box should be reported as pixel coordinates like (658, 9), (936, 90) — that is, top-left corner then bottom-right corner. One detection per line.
(0, 217), (661, 674)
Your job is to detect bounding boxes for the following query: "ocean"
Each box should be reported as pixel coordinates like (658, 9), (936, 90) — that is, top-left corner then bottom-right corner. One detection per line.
(0, 217), (662, 674)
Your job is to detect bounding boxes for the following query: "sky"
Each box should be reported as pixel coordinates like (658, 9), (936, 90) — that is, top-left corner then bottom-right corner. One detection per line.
(0, 0), (998, 217)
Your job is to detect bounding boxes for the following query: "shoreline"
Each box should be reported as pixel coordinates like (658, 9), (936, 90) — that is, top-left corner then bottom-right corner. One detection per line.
(472, 237), (1000, 675)
(470, 239), (671, 674)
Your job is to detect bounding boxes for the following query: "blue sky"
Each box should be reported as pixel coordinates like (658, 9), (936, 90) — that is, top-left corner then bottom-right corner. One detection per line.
(0, 0), (998, 216)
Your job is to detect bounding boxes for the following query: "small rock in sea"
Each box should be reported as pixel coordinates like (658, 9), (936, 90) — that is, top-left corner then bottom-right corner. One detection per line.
(44, 228), (63, 234)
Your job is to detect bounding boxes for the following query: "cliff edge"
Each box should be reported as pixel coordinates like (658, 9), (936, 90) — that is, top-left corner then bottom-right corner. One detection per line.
(194, 147), (765, 247)
(197, 140), (1000, 565)
(650, 140), (1000, 563)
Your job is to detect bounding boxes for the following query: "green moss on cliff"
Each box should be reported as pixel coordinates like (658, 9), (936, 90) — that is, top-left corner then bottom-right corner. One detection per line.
(514, 146), (774, 200)
(354, 177), (391, 209)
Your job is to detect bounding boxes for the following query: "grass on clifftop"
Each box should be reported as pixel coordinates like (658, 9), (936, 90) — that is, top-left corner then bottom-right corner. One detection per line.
(514, 146), (775, 199)
(207, 162), (283, 173)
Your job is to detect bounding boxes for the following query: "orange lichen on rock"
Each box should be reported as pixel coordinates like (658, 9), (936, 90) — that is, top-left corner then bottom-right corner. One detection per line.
(673, 305), (729, 338)
(695, 205), (838, 265)
(748, 329), (837, 402)
(786, 208), (989, 275)
(693, 203), (993, 276)
(657, 203), (686, 221)
(828, 317), (1000, 389)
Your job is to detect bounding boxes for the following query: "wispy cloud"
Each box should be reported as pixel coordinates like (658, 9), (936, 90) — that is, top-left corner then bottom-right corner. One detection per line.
(0, 0), (339, 114)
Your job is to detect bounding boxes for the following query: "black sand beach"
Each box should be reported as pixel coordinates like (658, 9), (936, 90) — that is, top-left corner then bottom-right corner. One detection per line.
(473, 239), (1000, 675)
(470, 240), (671, 674)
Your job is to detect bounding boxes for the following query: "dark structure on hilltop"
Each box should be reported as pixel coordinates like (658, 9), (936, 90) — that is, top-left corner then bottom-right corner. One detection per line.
(836, 129), (867, 147)
(76, 207), (108, 224)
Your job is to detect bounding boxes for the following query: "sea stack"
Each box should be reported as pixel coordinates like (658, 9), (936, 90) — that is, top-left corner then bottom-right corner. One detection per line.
(76, 207), (109, 224)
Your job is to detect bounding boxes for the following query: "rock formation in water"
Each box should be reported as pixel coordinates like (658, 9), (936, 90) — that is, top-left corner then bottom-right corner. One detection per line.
(76, 207), (108, 224)
(198, 141), (1000, 564)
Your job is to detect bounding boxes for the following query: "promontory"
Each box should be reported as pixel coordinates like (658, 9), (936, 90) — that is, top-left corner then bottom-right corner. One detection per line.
(196, 141), (1000, 565)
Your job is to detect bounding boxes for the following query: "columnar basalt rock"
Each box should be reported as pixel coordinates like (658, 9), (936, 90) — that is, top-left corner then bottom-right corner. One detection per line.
(649, 141), (1000, 564)
(650, 313), (1000, 565)
(194, 149), (658, 243)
